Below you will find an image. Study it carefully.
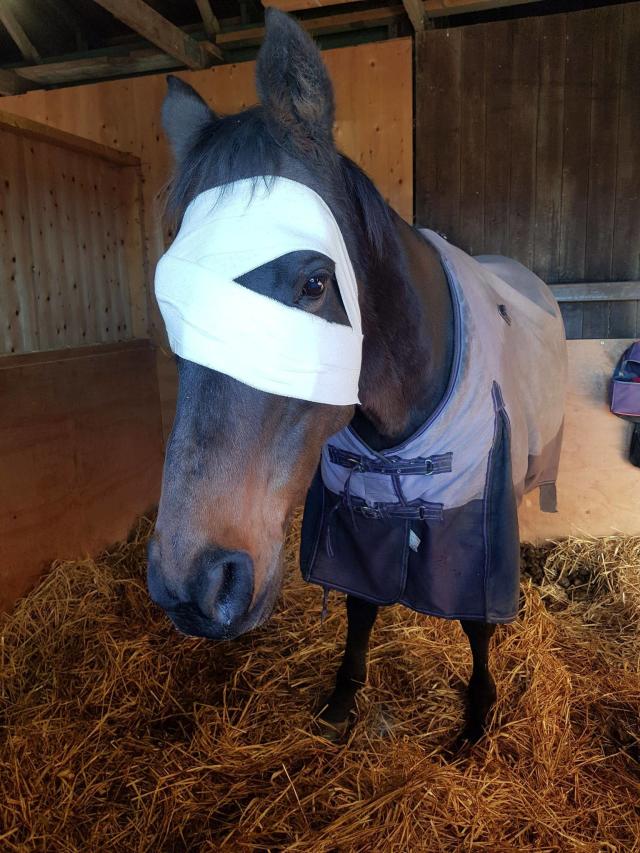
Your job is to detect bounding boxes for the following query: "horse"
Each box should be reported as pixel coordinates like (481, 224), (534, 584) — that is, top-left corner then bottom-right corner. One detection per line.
(148, 8), (567, 742)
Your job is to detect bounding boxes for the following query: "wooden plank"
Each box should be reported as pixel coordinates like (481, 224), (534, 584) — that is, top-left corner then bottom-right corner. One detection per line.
(425, 0), (542, 14)
(415, 32), (434, 226)
(15, 51), (183, 85)
(263, 0), (362, 8)
(608, 301), (638, 339)
(483, 20), (512, 255)
(120, 165), (149, 337)
(217, 7), (405, 45)
(585, 6), (623, 282)
(581, 301), (609, 339)
(0, 68), (33, 95)
(519, 339), (640, 541)
(53, 147), (84, 347)
(195, 0), (221, 37)
(558, 11), (593, 282)
(508, 16), (538, 269)
(612, 4), (640, 281)
(560, 303), (583, 340)
(0, 132), (33, 353)
(416, 28), (462, 238)
(0, 109), (139, 166)
(263, 0), (540, 14)
(0, 4), (40, 63)
(458, 23), (485, 253)
(533, 13), (565, 283)
(331, 39), (413, 222)
(90, 0), (222, 67)
(550, 281), (640, 303)
(402, 0), (427, 31)
(0, 340), (163, 612)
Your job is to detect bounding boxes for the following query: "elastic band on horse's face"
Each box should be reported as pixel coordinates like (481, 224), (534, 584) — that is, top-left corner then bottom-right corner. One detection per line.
(155, 177), (362, 405)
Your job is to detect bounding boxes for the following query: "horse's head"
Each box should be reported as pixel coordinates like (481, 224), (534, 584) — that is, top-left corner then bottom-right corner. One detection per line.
(148, 10), (386, 639)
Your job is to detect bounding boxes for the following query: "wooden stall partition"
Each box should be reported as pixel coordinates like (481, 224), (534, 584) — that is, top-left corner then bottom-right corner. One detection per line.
(0, 111), (149, 354)
(519, 339), (640, 542)
(0, 341), (164, 611)
(0, 118), (162, 611)
(1, 40), (413, 437)
(415, 3), (640, 339)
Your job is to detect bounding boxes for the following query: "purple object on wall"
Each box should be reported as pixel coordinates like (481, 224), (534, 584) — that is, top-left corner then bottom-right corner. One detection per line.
(610, 342), (640, 422)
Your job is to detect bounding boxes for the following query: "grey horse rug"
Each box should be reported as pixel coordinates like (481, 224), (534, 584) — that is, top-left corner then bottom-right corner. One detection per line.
(300, 230), (567, 623)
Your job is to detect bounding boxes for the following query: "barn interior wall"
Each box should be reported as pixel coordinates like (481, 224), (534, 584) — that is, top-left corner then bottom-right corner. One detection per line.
(0, 118), (147, 356)
(1, 39), (413, 436)
(415, 2), (640, 339)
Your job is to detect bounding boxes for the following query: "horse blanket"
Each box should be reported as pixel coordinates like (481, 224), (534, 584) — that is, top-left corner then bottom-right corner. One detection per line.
(300, 230), (567, 623)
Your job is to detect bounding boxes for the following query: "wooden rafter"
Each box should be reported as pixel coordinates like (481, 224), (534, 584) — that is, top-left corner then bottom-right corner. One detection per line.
(402, 0), (427, 31)
(0, 67), (33, 95)
(195, 0), (221, 38)
(424, 0), (540, 14)
(90, 0), (223, 66)
(8, 4), (403, 89)
(0, 4), (41, 63)
(14, 51), (183, 86)
(262, 0), (541, 15)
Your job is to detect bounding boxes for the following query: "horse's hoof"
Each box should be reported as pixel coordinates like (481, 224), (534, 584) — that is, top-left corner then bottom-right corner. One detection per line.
(460, 719), (487, 745)
(313, 714), (351, 743)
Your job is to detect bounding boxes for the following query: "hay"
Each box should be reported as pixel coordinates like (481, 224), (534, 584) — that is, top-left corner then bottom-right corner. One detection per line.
(1, 519), (639, 852)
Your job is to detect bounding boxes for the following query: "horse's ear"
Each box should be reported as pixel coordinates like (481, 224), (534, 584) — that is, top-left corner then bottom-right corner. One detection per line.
(161, 76), (217, 163)
(256, 9), (335, 158)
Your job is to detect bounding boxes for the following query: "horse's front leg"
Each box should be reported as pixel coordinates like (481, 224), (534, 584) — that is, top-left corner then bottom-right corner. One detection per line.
(460, 620), (497, 742)
(319, 594), (378, 730)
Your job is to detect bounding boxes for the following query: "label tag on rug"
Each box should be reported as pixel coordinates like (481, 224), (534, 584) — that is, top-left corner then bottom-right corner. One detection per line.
(409, 529), (421, 553)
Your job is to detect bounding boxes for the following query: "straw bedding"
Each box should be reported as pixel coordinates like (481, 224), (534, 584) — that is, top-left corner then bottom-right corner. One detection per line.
(1, 518), (639, 852)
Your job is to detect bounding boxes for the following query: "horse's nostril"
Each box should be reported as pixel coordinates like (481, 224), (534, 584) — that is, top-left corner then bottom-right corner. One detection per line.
(193, 548), (254, 627)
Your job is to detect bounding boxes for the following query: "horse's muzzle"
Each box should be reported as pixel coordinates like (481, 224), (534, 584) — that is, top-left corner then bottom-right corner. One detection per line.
(147, 541), (255, 639)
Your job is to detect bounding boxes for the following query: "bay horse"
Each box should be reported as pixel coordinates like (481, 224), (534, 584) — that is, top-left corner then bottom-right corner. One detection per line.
(148, 9), (566, 742)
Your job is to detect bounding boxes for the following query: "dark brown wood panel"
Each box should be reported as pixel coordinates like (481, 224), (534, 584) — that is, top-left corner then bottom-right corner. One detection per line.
(459, 24), (486, 255)
(534, 12), (566, 284)
(481, 20), (512, 256)
(415, 3), (640, 338)
(558, 10), (593, 283)
(0, 341), (164, 611)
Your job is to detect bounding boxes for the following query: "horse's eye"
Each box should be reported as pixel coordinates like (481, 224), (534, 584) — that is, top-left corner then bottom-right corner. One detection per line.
(302, 274), (327, 299)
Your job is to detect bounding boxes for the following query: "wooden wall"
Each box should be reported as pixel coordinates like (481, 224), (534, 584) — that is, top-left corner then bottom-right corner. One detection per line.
(416, 3), (640, 339)
(0, 341), (164, 611)
(519, 339), (640, 542)
(2, 39), (412, 332)
(0, 112), (147, 355)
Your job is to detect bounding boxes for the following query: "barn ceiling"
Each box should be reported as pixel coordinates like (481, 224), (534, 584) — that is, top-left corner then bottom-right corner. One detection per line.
(0, 0), (633, 95)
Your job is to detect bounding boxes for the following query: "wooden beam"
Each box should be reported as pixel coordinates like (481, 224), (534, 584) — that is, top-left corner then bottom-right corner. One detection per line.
(262, 0), (361, 9)
(0, 4), (41, 63)
(402, 0), (427, 31)
(218, 6), (404, 45)
(550, 282), (640, 303)
(90, 0), (222, 66)
(264, 0), (540, 14)
(15, 51), (183, 85)
(5, 4), (403, 90)
(0, 109), (140, 167)
(195, 0), (221, 37)
(0, 68), (34, 95)
(424, 0), (541, 15)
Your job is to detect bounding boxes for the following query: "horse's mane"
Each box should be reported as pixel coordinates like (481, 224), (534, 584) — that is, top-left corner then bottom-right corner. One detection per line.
(164, 105), (393, 261)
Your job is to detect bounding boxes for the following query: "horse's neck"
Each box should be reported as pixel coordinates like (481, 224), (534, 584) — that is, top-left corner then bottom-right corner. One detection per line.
(353, 213), (455, 451)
